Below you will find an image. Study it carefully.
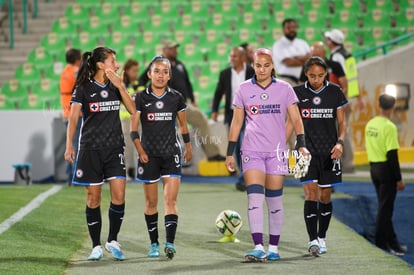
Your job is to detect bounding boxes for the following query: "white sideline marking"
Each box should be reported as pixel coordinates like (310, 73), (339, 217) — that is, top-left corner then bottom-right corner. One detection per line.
(0, 185), (62, 235)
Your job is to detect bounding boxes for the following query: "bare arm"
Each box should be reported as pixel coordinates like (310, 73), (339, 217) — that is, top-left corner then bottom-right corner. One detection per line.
(331, 107), (346, 159)
(283, 54), (310, 67)
(338, 76), (348, 98)
(287, 104), (304, 136)
(285, 115), (295, 141)
(64, 103), (81, 163)
(177, 110), (192, 163)
(130, 111), (148, 163)
(225, 107), (244, 172)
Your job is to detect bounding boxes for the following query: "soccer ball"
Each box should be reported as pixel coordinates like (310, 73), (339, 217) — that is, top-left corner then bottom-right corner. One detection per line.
(215, 210), (243, 236)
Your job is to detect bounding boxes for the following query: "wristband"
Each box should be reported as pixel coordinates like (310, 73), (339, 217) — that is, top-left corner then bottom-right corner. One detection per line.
(130, 131), (140, 141)
(336, 139), (344, 146)
(295, 134), (306, 149)
(226, 141), (237, 156)
(182, 133), (190, 143)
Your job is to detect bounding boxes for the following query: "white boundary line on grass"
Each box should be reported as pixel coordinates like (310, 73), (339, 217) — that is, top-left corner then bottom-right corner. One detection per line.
(0, 185), (62, 235)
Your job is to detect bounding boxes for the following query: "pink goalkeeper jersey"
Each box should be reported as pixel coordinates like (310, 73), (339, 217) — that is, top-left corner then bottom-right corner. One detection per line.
(233, 77), (298, 152)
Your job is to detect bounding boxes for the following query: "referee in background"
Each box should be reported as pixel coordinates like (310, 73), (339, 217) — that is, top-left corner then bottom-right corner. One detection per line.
(365, 93), (407, 256)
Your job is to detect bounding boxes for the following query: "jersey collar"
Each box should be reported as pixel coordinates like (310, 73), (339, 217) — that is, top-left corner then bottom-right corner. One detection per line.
(251, 75), (277, 85)
(146, 86), (171, 96)
(304, 80), (329, 93)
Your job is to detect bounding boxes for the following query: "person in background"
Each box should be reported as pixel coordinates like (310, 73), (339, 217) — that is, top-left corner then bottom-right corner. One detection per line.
(240, 42), (254, 66)
(365, 93), (407, 256)
(287, 56), (347, 256)
(211, 46), (255, 191)
(121, 59), (140, 180)
(226, 48), (309, 262)
(325, 29), (364, 173)
(64, 47), (135, 261)
(60, 48), (81, 186)
(131, 56), (192, 260)
(272, 18), (310, 87)
(138, 40), (225, 162)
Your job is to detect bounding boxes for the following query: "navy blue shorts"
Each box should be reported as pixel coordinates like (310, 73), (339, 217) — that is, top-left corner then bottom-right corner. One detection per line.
(136, 154), (181, 183)
(300, 155), (342, 187)
(73, 147), (126, 186)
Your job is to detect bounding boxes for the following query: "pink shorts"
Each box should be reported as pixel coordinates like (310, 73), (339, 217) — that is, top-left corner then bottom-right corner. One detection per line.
(241, 150), (289, 175)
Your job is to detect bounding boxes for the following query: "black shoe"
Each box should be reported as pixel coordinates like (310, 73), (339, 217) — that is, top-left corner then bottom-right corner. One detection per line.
(208, 154), (226, 161)
(235, 182), (246, 192)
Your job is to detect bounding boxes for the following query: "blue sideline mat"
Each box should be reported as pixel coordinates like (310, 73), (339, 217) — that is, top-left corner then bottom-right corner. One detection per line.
(333, 181), (414, 269)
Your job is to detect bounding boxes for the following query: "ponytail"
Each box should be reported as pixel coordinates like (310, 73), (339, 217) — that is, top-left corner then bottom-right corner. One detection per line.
(75, 51), (92, 86)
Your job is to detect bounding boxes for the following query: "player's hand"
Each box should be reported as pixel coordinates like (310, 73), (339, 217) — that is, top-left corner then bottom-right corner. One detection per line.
(139, 151), (149, 163)
(105, 69), (123, 89)
(297, 147), (310, 157)
(211, 112), (218, 122)
(183, 145), (192, 163)
(64, 146), (75, 164)
(225, 156), (236, 173)
(330, 143), (343, 159)
(396, 180), (405, 191)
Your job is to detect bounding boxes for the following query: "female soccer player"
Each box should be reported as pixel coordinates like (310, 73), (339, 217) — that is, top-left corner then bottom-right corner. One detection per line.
(130, 56), (192, 260)
(225, 48), (309, 262)
(64, 47), (135, 261)
(288, 56), (347, 256)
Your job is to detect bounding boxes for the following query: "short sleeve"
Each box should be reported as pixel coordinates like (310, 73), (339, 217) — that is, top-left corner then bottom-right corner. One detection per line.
(134, 93), (143, 112)
(177, 92), (187, 112)
(286, 84), (299, 106)
(385, 123), (400, 152)
(232, 85), (244, 109)
(71, 85), (84, 105)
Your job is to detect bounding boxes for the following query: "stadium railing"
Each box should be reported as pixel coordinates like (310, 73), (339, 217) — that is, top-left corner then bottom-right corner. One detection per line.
(354, 32), (414, 61)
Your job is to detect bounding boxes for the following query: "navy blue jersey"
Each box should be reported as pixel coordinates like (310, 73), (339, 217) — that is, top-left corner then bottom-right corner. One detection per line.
(135, 87), (187, 156)
(294, 81), (348, 156)
(71, 79), (124, 150)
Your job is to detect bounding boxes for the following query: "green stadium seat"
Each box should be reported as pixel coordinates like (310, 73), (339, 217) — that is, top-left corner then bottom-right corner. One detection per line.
(391, 8), (414, 28)
(93, 2), (122, 28)
(358, 9), (391, 29)
(1, 79), (27, 109)
(27, 47), (55, 74)
(39, 33), (68, 70)
(171, 2), (190, 18)
(70, 32), (100, 51)
(108, 31), (133, 51)
(64, 3), (90, 29)
(50, 17), (79, 40)
(14, 62), (42, 89)
(27, 78), (60, 110)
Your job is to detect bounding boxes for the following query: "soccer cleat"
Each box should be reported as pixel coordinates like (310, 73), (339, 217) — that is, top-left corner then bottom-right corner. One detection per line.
(148, 243), (160, 258)
(387, 242), (407, 256)
(308, 239), (320, 257)
(87, 245), (103, 261)
(164, 242), (176, 260)
(267, 251), (281, 261)
(245, 249), (267, 262)
(318, 237), (327, 254)
(105, 240), (125, 261)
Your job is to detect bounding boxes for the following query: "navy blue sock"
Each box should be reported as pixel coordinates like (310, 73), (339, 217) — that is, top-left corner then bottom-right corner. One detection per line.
(165, 214), (178, 244)
(145, 213), (159, 245)
(107, 202), (125, 242)
(86, 205), (102, 248)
